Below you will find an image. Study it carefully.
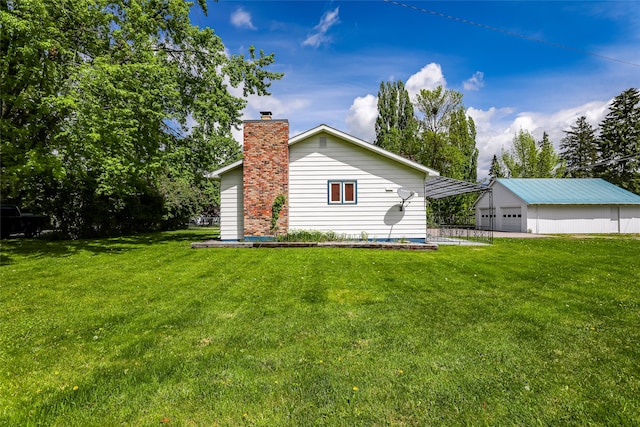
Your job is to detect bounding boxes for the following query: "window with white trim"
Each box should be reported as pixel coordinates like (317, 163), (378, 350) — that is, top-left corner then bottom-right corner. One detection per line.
(328, 180), (357, 204)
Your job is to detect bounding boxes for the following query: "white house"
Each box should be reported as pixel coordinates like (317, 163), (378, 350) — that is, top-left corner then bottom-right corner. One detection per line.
(207, 113), (440, 242)
(475, 178), (640, 234)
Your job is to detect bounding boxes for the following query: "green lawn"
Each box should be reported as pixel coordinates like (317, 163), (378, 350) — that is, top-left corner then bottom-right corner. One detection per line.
(1, 230), (639, 426)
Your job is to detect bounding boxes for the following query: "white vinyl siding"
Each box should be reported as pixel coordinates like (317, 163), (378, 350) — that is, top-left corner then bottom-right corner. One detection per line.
(619, 206), (640, 233)
(219, 166), (244, 240)
(527, 205), (640, 234)
(289, 134), (427, 241)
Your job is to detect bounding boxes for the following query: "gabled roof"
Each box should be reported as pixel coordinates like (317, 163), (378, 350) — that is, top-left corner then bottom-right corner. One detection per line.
(495, 178), (640, 205)
(289, 124), (439, 176)
(205, 124), (440, 179)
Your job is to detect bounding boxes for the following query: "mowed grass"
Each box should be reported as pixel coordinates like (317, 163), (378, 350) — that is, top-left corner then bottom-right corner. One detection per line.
(1, 230), (639, 426)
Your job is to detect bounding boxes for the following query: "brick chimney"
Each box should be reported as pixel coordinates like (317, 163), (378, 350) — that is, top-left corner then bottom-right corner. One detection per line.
(242, 112), (289, 239)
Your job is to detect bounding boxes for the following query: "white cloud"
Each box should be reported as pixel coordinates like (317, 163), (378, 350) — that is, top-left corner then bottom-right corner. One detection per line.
(244, 94), (311, 120)
(231, 8), (256, 30)
(232, 94), (312, 143)
(468, 99), (612, 180)
(405, 63), (447, 100)
(343, 62), (446, 143)
(463, 71), (485, 91)
(302, 7), (340, 48)
(345, 94), (378, 142)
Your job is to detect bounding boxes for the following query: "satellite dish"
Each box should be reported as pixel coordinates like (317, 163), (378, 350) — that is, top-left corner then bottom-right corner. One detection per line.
(397, 187), (415, 211)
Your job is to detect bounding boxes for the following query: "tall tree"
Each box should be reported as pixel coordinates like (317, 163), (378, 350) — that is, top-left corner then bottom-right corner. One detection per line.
(413, 86), (471, 172)
(447, 108), (479, 183)
(501, 130), (538, 178)
(415, 85), (463, 134)
(413, 86), (478, 222)
(501, 130), (562, 178)
(373, 83), (480, 222)
(536, 132), (562, 178)
(489, 154), (504, 179)
(1, 0), (282, 236)
(595, 87), (640, 194)
(374, 80), (417, 158)
(560, 116), (598, 178)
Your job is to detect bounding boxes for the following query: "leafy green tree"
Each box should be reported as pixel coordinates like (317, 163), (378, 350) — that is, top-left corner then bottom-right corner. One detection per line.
(560, 116), (598, 178)
(501, 130), (538, 178)
(501, 130), (562, 178)
(374, 80), (417, 158)
(595, 87), (640, 194)
(447, 108), (478, 183)
(415, 85), (463, 134)
(413, 86), (463, 172)
(1, 0), (282, 236)
(413, 86), (478, 223)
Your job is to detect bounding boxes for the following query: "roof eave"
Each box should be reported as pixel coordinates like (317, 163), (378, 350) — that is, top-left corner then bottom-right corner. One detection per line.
(204, 160), (243, 179)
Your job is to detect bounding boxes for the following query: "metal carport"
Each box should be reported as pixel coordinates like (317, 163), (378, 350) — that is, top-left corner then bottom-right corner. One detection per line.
(424, 176), (493, 243)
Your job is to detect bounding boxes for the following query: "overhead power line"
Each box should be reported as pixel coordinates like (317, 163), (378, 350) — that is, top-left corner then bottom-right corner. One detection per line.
(384, 0), (640, 68)
(582, 152), (640, 169)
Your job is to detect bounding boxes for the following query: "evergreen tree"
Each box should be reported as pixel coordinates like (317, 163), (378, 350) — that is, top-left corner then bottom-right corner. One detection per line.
(489, 154), (504, 179)
(595, 88), (640, 194)
(374, 81), (417, 158)
(560, 116), (598, 177)
(536, 132), (561, 178)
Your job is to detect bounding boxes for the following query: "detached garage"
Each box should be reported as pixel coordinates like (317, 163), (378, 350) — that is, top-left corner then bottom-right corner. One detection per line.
(475, 178), (640, 234)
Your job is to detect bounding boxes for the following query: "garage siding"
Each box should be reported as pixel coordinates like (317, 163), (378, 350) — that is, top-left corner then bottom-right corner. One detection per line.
(620, 206), (640, 233)
(527, 205), (640, 234)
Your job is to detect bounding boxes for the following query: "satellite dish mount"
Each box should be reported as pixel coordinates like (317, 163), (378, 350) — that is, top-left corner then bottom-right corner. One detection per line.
(397, 187), (415, 211)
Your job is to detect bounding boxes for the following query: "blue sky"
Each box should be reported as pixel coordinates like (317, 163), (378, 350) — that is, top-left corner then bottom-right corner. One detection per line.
(191, 1), (640, 179)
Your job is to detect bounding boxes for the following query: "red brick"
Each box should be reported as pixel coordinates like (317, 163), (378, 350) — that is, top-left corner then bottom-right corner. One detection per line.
(243, 119), (289, 237)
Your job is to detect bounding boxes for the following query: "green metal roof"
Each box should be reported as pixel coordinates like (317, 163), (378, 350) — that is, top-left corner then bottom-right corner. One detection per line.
(495, 178), (640, 205)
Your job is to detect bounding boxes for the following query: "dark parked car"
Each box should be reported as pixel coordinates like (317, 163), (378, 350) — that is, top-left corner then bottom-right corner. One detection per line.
(1, 205), (50, 238)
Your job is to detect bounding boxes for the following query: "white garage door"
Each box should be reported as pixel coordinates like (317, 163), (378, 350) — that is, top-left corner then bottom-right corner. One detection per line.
(480, 208), (495, 229)
(501, 207), (522, 232)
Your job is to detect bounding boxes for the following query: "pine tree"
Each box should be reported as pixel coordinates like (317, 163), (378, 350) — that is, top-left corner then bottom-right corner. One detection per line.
(536, 132), (561, 178)
(560, 116), (598, 177)
(489, 154), (504, 179)
(596, 88), (640, 194)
